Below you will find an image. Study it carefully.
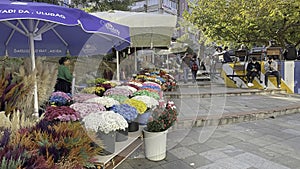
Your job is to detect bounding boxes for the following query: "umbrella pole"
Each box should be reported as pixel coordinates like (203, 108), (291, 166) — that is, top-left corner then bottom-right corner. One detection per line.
(116, 51), (120, 81)
(134, 47), (137, 72)
(29, 32), (39, 117)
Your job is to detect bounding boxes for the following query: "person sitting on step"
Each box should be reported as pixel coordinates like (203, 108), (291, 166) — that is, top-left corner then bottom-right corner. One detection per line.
(246, 57), (261, 87)
(264, 56), (281, 89)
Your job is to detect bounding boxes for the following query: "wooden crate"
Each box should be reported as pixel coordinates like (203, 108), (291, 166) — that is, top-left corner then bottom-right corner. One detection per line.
(266, 47), (281, 55)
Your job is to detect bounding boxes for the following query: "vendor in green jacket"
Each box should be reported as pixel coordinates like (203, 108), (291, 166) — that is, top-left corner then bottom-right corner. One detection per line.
(54, 57), (73, 93)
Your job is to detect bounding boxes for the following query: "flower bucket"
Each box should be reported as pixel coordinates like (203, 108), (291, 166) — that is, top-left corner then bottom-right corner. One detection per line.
(137, 110), (152, 125)
(116, 128), (128, 142)
(128, 121), (139, 132)
(143, 129), (168, 161)
(97, 131), (116, 155)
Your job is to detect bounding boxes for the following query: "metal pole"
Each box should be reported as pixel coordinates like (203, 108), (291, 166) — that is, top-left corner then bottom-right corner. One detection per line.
(29, 19), (38, 117)
(134, 47), (137, 72)
(116, 51), (120, 81)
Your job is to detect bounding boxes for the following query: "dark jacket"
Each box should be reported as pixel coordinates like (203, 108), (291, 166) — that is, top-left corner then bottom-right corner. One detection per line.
(247, 61), (261, 73)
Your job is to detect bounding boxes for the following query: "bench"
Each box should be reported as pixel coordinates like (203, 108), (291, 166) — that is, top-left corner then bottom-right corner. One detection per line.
(226, 63), (247, 84)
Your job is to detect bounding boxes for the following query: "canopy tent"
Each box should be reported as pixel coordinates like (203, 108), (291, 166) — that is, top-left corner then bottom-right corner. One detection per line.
(0, 1), (131, 115)
(91, 10), (177, 48)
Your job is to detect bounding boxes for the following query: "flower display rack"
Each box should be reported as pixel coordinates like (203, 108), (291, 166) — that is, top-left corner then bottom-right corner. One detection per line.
(94, 126), (144, 169)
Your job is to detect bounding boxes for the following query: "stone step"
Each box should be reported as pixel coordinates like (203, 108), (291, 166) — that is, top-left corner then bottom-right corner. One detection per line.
(172, 103), (300, 130)
(165, 88), (287, 99)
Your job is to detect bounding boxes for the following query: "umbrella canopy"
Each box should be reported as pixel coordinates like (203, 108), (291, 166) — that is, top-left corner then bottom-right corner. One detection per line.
(0, 1), (131, 57)
(91, 10), (177, 48)
(0, 1), (131, 115)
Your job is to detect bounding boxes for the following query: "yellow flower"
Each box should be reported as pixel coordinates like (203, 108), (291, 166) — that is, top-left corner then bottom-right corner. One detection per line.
(124, 99), (147, 114)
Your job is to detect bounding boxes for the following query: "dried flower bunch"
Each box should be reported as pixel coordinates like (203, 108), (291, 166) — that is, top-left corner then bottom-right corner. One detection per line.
(82, 111), (128, 134)
(146, 101), (178, 132)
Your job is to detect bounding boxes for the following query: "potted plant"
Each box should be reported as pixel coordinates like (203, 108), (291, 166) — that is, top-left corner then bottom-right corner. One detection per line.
(143, 101), (178, 161)
(132, 95), (159, 125)
(82, 111), (128, 155)
(124, 98), (148, 131)
(110, 104), (139, 140)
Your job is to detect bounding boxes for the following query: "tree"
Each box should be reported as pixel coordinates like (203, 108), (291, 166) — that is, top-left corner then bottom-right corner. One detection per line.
(34, 0), (133, 12)
(184, 0), (300, 48)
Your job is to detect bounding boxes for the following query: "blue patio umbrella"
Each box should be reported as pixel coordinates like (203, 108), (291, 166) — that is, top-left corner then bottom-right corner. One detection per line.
(0, 0), (131, 115)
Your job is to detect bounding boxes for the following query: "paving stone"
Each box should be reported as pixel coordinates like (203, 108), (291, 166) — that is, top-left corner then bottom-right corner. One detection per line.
(187, 143), (212, 154)
(264, 142), (296, 155)
(282, 129), (300, 136)
(204, 139), (229, 149)
(273, 155), (300, 169)
(217, 157), (252, 168)
(199, 149), (229, 161)
(168, 146), (197, 159)
(216, 145), (244, 157)
(126, 158), (160, 169)
(161, 160), (194, 169)
(234, 152), (290, 169)
(180, 137), (198, 146)
(246, 137), (274, 147)
(116, 161), (133, 169)
(233, 142), (261, 154)
(182, 154), (212, 168)
(215, 136), (242, 145)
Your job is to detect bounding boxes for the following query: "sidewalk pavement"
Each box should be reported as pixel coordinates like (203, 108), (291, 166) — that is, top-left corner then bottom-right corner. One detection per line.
(118, 81), (300, 169)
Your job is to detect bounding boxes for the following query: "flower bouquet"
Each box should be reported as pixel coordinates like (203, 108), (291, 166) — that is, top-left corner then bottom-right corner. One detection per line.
(84, 96), (120, 108)
(124, 99), (147, 114)
(133, 89), (160, 100)
(115, 85), (138, 93)
(82, 111), (128, 154)
(107, 94), (129, 104)
(49, 91), (72, 106)
(72, 93), (98, 103)
(110, 104), (138, 122)
(70, 102), (106, 118)
(131, 95), (159, 125)
(146, 101), (178, 132)
(132, 95), (159, 109)
(82, 111), (128, 134)
(103, 87), (133, 97)
(82, 86), (105, 96)
(44, 106), (81, 122)
(141, 81), (161, 92)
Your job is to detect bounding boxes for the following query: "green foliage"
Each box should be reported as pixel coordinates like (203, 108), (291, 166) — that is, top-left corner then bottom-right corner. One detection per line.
(146, 102), (178, 132)
(185, 0), (300, 47)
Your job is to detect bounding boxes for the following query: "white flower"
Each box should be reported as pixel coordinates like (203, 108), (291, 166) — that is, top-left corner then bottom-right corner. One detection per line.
(85, 96), (120, 108)
(115, 85), (137, 93)
(128, 81), (143, 87)
(132, 95), (159, 109)
(82, 111), (128, 134)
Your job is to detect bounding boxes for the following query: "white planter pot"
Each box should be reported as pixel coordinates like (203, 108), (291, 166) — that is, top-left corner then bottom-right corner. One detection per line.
(143, 129), (168, 161)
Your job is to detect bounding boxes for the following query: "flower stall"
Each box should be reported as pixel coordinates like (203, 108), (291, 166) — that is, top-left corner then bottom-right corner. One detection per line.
(0, 64), (179, 169)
